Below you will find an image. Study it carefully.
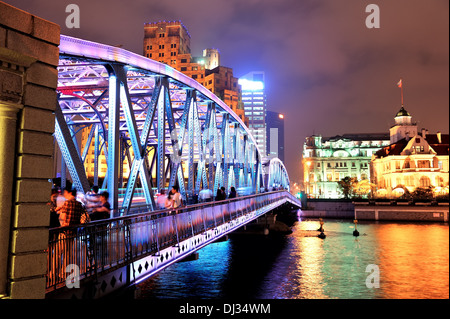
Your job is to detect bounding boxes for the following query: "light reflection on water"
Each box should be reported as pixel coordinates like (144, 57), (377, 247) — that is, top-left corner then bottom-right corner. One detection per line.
(136, 218), (449, 299)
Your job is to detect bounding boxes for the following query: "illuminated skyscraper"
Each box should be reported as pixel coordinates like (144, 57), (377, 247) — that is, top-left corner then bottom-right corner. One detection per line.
(239, 71), (267, 156)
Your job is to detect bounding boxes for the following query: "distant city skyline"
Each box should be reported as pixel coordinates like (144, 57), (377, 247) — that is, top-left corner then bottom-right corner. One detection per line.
(8, 0), (449, 184)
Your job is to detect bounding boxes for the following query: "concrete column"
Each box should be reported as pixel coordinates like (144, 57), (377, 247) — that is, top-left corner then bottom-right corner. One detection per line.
(0, 102), (23, 297)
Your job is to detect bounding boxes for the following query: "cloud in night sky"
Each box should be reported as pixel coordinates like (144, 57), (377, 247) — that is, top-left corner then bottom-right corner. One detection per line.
(6, 0), (449, 183)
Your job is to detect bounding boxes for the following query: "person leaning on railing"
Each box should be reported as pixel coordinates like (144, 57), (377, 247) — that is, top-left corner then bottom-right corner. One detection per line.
(171, 185), (183, 209)
(85, 185), (102, 214)
(55, 185), (86, 227)
(90, 191), (111, 221)
(229, 187), (237, 199)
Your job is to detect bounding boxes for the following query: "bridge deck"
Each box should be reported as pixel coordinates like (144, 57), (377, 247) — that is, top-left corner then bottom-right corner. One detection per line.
(46, 191), (300, 299)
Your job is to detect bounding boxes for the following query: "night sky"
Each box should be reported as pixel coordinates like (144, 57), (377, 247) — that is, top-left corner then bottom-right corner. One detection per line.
(7, 0), (449, 184)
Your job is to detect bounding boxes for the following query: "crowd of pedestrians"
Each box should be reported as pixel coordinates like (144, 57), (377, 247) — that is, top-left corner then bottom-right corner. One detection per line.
(48, 183), (111, 228)
(49, 181), (241, 228)
(154, 185), (184, 211)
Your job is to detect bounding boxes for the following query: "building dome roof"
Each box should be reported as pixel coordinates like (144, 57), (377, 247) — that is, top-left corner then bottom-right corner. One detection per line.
(395, 106), (410, 117)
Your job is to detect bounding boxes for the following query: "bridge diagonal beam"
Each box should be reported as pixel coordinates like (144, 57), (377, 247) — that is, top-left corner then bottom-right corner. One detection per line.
(194, 98), (206, 194)
(54, 101), (91, 194)
(81, 124), (95, 163)
(164, 78), (187, 198)
(201, 102), (213, 191)
(122, 77), (161, 211)
(168, 89), (192, 193)
(118, 65), (156, 212)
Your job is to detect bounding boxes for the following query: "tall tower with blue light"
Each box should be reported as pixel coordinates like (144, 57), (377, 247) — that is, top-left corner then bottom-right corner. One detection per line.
(238, 71), (267, 156)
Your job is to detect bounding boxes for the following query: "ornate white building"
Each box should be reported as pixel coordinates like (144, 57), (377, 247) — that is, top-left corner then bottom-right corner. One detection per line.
(302, 133), (390, 198)
(371, 107), (449, 197)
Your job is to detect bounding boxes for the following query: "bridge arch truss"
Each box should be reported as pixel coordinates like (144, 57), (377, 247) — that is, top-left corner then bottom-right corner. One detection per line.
(55, 36), (289, 213)
(264, 158), (291, 192)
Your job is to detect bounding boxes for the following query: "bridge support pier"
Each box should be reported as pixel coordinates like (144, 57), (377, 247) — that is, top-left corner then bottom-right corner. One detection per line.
(179, 252), (199, 262)
(0, 2), (60, 299)
(215, 235), (229, 242)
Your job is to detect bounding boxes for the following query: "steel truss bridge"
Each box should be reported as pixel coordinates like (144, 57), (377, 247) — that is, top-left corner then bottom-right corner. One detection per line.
(47, 35), (300, 298)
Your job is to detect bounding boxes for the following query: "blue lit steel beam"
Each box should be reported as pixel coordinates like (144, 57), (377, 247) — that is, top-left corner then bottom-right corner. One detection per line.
(106, 64), (121, 211)
(222, 113), (230, 193)
(118, 65), (155, 212)
(93, 124), (100, 186)
(168, 89), (192, 193)
(194, 98), (207, 194)
(54, 101), (91, 194)
(156, 79), (166, 192)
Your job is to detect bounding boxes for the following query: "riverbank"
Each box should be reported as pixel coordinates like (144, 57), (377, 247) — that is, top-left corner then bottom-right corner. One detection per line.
(300, 199), (449, 222)
(300, 199), (354, 219)
(354, 203), (448, 222)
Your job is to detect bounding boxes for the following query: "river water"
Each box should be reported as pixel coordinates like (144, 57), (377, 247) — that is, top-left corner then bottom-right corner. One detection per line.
(135, 216), (449, 299)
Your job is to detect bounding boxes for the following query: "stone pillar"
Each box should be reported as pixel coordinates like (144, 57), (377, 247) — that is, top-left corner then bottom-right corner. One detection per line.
(0, 101), (23, 298)
(0, 1), (60, 299)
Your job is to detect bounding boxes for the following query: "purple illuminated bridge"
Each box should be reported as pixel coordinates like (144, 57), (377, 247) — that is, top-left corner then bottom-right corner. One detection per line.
(46, 35), (300, 299)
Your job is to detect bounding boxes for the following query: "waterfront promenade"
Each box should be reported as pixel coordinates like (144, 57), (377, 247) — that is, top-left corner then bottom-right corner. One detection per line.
(300, 199), (449, 222)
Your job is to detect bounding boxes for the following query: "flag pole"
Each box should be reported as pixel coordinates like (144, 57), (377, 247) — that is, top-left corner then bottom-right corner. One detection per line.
(397, 78), (403, 106)
(401, 80), (403, 106)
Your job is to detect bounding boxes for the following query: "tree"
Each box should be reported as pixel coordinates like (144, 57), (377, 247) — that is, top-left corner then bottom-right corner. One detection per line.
(354, 179), (376, 198)
(337, 176), (358, 199)
(411, 187), (434, 201)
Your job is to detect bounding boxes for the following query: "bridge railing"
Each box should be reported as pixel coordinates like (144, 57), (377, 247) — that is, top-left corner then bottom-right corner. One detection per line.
(46, 190), (299, 292)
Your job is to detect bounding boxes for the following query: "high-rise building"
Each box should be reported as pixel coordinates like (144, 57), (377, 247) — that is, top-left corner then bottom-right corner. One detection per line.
(302, 133), (390, 198)
(143, 20), (206, 84)
(239, 71), (267, 156)
(266, 111), (285, 162)
(204, 66), (246, 125)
